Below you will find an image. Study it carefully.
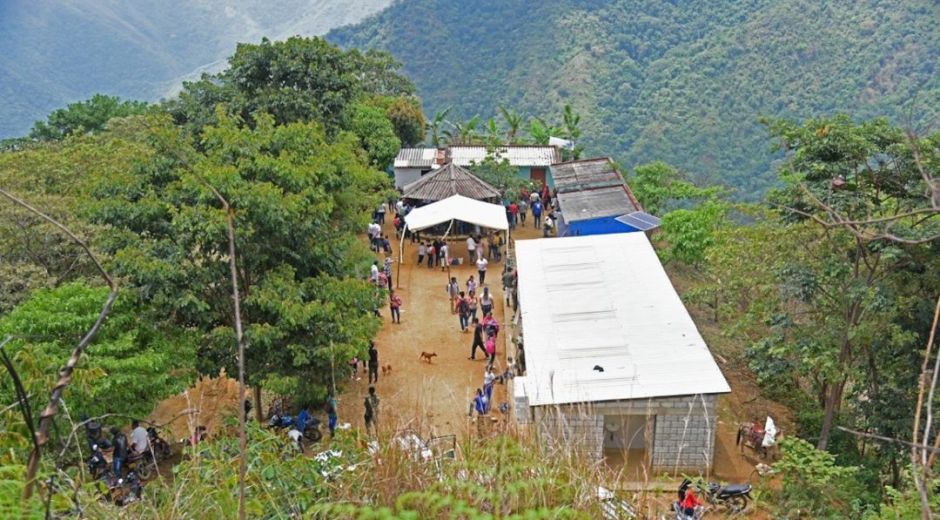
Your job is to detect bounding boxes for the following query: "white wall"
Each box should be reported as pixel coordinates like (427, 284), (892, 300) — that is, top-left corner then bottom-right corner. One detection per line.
(394, 167), (425, 188)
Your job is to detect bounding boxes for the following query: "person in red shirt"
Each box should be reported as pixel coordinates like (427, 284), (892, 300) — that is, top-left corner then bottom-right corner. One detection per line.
(508, 201), (519, 229)
(677, 479), (702, 517)
(389, 290), (403, 324)
(681, 487), (701, 514)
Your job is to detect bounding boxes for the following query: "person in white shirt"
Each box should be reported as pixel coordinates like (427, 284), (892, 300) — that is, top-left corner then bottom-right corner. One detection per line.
(439, 243), (449, 271)
(129, 420), (149, 455)
(476, 257), (489, 285)
(466, 236), (476, 265)
(483, 367), (496, 388)
(368, 222), (381, 251)
(287, 428), (303, 452)
(370, 261), (380, 284)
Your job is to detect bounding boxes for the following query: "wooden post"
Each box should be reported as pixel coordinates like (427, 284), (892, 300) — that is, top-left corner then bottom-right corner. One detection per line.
(397, 223), (407, 289)
(441, 218), (455, 282)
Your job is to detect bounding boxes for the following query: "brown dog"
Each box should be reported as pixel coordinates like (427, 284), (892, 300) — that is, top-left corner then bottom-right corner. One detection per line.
(419, 352), (438, 364)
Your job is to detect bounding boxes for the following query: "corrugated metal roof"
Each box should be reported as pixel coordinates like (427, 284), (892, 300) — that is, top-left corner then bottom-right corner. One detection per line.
(401, 162), (501, 201)
(552, 158), (625, 193)
(394, 148), (437, 168)
(515, 234), (730, 406)
(449, 146), (560, 167)
(557, 186), (640, 223)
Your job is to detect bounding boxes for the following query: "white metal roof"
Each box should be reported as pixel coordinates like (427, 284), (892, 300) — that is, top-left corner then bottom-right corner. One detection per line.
(394, 148), (437, 168)
(449, 146), (559, 167)
(404, 194), (509, 232)
(515, 233), (730, 406)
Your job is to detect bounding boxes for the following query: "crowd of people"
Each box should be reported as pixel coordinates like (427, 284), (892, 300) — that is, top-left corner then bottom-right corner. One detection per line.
(505, 185), (559, 238)
(363, 187), (538, 429)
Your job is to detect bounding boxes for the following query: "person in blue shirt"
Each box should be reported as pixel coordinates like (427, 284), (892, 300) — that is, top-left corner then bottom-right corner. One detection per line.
(295, 405), (312, 434)
(531, 200), (543, 229)
(469, 388), (489, 417)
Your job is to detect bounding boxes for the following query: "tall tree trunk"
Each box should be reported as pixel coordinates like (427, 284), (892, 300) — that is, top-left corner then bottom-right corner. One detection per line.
(253, 385), (263, 423)
(818, 378), (846, 451)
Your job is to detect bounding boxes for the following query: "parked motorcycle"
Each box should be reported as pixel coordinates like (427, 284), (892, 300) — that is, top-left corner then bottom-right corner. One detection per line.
(268, 413), (323, 443)
(672, 501), (706, 520)
(99, 471), (143, 506)
(147, 426), (172, 461)
(87, 444), (110, 480)
(697, 480), (752, 513)
(125, 448), (157, 480)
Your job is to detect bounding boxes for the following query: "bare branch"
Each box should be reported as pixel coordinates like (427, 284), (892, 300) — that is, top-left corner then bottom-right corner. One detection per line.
(0, 189), (113, 288)
(836, 426), (940, 454)
(0, 188), (118, 500)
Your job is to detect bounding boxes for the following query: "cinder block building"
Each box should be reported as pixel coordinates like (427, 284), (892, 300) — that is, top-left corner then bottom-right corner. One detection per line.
(511, 233), (729, 473)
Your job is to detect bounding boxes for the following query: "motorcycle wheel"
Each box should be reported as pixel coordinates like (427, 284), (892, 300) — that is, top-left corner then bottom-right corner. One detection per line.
(136, 462), (154, 480)
(726, 494), (748, 513)
(305, 427), (322, 443)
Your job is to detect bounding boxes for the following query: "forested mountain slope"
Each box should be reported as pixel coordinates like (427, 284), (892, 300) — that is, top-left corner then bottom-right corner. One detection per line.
(0, 0), (391, 138)
(330, 0), (940, 198)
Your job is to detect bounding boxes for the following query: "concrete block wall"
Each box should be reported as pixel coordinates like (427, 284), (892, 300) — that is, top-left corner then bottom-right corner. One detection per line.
(512, 377), (530, 424)
(522, 394), (719, 472)
(532, 405), (604, 458)
(650, 394), (718, 472)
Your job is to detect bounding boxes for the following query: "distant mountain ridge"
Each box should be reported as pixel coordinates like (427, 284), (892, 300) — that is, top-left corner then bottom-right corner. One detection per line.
(329, 0), (940, 197)
(0, 0), (392, 138)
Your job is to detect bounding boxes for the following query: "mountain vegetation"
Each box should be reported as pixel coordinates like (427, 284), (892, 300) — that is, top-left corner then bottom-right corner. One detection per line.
(0, 0), (393, 138)
(330, 0), (940, 199)
(1, 31), (939, 519)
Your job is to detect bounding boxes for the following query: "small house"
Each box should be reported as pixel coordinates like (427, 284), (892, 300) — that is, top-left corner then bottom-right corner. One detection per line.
(552, 158), (660, 236)
(449, 145), (560, 188)
(393, 148), (444, 188)
(393, 145), (560, 189)
(511, 233), (730, 473)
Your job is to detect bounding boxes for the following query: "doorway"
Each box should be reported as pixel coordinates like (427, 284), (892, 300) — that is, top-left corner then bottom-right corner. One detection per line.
(603, 414), (653, 479)
(530, 168), (546, 187)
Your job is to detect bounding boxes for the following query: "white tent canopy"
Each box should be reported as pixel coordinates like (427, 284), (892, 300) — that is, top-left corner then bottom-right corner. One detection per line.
(404, 194), (508, 231)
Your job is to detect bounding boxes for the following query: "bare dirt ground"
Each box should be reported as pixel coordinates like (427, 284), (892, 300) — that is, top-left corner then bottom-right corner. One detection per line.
(336, 217), (536, 439)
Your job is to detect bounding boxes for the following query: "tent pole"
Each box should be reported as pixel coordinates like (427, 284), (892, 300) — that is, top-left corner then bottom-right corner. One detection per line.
(441, 218), (455, 280)
(397, 223), (407, 289)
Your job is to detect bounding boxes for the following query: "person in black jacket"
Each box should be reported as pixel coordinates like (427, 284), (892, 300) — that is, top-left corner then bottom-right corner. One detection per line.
(469, 318), (485, 360)
(111, 427), (128, 478)
(368, 342), (379, 383)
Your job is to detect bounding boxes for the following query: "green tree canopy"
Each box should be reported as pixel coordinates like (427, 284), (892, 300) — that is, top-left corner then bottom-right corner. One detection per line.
(167, 37), (415, 139)
(347, 101), (401, 168)
(0, 282), (197, 421)
(85, 112), (387, 401)
(29, 94), (150, 141)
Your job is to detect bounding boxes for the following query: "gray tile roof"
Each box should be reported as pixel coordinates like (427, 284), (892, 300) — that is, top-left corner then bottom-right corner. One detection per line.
(558, 186), (641, 223)
(402, 162), (501, 201)
(552, 158), (624, 193)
